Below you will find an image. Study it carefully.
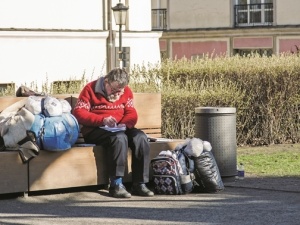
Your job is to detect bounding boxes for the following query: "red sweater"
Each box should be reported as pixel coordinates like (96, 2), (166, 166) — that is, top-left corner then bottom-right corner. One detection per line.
(72, 79), (138, 136)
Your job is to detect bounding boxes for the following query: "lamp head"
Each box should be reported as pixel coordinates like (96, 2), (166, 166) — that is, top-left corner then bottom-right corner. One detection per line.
(112, 3), (129, 25)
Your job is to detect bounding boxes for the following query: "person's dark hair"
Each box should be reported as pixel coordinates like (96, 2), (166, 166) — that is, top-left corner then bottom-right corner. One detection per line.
(105, 68), (129, 87)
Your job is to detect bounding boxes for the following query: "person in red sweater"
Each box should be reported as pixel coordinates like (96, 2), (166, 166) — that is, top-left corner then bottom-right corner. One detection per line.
(73, 68), (154, 198)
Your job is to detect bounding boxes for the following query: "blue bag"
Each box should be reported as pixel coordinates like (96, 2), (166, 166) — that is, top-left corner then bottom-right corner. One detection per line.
(30, 113), (79, 151)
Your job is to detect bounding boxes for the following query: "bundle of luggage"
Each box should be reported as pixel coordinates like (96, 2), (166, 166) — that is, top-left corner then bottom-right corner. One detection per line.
(26, 96), (79, 151)
(151, 138), (224, 194)
(0, 95), (79, 163)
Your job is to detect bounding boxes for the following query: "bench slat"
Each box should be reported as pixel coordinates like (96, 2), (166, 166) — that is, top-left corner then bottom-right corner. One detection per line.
(134, 93), (161, 131)
(0, 97), (26, 112)
(0, 151), (28, 194)
(0, 95), (72, 113)
(72, 93), (162, 140)
(29, 140), (184, 191)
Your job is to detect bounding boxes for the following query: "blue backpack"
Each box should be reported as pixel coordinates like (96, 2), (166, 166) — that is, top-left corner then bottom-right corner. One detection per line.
(30, 113), (79, 151)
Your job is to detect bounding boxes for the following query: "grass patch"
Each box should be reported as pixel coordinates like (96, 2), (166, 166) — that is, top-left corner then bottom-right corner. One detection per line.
(237, 144), (300, 177)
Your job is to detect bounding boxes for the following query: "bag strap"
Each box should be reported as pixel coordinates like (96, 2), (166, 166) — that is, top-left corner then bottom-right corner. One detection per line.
(41, 97), (47, 117)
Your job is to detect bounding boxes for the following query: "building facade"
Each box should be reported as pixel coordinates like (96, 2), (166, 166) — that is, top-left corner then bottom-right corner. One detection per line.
(0, 0), (162, 92)
(151, 0), (300, 59)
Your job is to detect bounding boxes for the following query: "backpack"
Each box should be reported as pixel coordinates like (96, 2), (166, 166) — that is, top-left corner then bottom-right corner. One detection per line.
(30, 113), (79, 151)
(151, 149), (197, 195)
(176, 148), (196, 193)
(174, 138), (224, 193)
(151, 151), (183, 195)
(27, 96), (79, 151)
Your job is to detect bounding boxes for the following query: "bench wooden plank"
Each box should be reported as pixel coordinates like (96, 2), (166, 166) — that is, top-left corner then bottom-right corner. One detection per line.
(133, 93), (161, 131)
(29, 140), (184, 191)
(0, 97), (26, 112)
(0, 95), (72, 113)
(71, 93), (162, 138)
(29, 146), (108, 191)
(0, 151), (28, 194)
(142, 128), (161, 137)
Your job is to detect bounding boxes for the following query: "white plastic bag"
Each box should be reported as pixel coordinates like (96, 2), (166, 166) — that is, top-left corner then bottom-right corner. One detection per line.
(25, 96), (43, 115)
(43, 96), (63, 117)
(59, 99), (72, 113)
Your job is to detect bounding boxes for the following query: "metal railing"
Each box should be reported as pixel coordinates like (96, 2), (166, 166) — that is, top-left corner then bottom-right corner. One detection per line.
(234, 3), (273, 27)
(152, 9), (167, 30)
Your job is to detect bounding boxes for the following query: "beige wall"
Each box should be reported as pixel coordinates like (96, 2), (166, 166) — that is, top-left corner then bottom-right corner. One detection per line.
(277, 36), (300, 53)
(127, 0), (152, 31)
(168, 0), (231, 29)
(0, 0), (162, 91)
(276, 0), (300, 25)
(0, 31), (108, 87)
(0, 0), (103, 29)
(151, 0), (168, 9)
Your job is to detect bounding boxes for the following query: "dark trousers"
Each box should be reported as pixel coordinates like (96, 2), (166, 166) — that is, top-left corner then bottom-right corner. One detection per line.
(83, 127), (150, 183)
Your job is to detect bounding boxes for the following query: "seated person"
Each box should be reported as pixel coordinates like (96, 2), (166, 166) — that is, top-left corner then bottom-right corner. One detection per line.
(73, 68), (154, 198)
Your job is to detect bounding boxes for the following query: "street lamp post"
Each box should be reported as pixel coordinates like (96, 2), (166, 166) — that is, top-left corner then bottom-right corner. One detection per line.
(112, 2), (129, 69)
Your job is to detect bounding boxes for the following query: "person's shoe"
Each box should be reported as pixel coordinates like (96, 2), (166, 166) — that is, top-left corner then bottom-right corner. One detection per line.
(109, 184), (131, 198)
(131, 183), (154, 197)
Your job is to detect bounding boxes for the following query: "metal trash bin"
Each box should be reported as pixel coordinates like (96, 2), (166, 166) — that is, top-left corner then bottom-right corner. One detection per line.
(194, 107), (236, 177)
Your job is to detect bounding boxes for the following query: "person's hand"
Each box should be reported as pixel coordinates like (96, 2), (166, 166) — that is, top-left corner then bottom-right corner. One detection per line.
(117, 123), (126, 128)
(103, 116), (117, 127)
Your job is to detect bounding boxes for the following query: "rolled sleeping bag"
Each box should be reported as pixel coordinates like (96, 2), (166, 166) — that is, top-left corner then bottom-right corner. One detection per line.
(193, 150), (224, 193)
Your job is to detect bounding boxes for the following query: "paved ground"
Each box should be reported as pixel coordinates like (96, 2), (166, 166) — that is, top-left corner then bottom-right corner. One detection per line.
(0, 177), (299, 225)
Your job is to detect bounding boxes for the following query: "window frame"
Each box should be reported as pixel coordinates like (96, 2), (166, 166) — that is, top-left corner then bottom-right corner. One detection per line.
(151, 8), (167, 31)
(234, 0), (273, 27)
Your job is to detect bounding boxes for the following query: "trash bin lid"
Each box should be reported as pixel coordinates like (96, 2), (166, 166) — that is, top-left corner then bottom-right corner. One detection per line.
(195, 107), (236, 114)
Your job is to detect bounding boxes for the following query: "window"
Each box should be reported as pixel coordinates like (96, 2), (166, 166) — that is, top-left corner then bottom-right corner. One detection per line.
(0, 83), (15, 96)
(234, 0), (273, 27)
(152, 9), (167, 30)
(160, 50), (167, 60)
(52, 80), (82, 94)
(234, 49), (273, 57)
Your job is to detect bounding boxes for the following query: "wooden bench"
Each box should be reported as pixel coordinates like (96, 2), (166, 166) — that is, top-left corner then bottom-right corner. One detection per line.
(0, 93), (184, 195)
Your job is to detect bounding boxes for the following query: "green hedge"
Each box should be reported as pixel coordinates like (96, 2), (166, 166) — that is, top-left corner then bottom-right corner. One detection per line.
(131, 54), (300, 146)
(2, 54), (299, 146)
